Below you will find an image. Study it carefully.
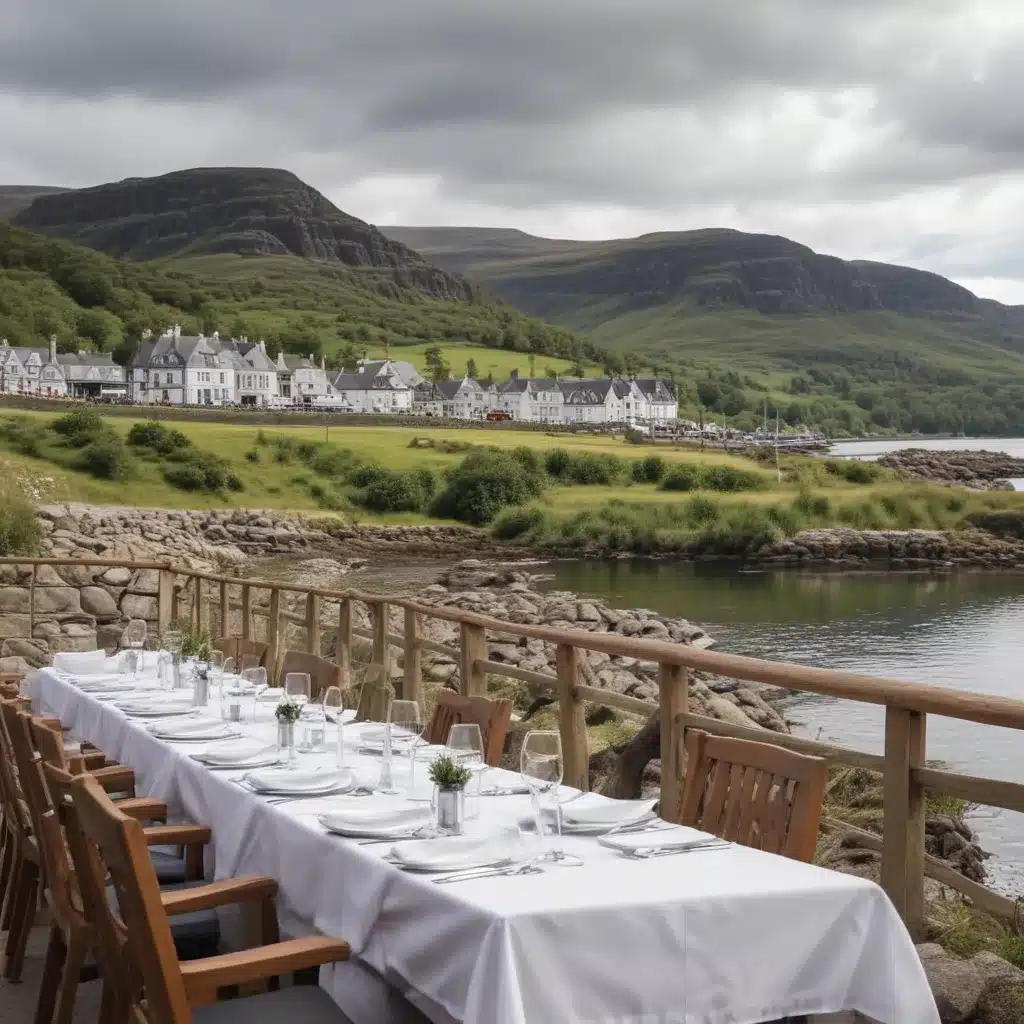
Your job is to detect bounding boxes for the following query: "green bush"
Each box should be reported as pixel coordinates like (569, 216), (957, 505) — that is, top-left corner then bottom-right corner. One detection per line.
(0, 417), (45, 457)
(702, 465), (764, 492)
(354, 468), (433, 513)
(53, 406), (105, 447)
(631, 455), (665, 483)
(163, 464), (206, 491)
(348, 463), (388, 488)
(245, 450), (259, 463)
(128, 421), (191, 455)
(660, 464), (704, 491)
(311, 447), (359, 478)
(162, 450), (235, 492)
(76, 436), (131, 480)
(824, 458), (880, 484)
(544, 448), (573, 478)
(432, 449), (545, 525)
(491, 505), (546, 540)
(544, 448), (621, 484)
(0, 485), (41, 555)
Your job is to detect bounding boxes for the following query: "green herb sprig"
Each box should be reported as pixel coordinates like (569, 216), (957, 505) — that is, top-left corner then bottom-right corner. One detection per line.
(428, 753), (472, 790)
(275, 697), (302, 724)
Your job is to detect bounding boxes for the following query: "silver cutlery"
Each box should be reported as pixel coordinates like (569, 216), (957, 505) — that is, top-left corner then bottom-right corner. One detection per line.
(621, 839), (731, 859)
(356, 828), (438, 845)
(479, 785), (531, 797)
(432, 861), (544, 884)
(268, 786), (373, 805)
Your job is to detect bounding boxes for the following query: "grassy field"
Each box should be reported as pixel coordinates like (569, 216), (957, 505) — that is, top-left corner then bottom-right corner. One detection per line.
(356, 341), (585, 379)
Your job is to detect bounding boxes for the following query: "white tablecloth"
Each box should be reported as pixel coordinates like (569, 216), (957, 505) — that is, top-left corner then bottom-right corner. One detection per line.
(31, 665), (940, 1024)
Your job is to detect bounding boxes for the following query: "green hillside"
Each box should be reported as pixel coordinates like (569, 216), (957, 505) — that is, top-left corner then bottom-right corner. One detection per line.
(386, 226), (1024, 435)
(0, 221), (601, 371)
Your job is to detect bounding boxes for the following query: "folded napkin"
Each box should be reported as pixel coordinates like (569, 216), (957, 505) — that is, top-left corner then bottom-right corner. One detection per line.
(318, 801), (431, 836)
(53, 650), (107, 676)
(598, 824), (717, 854)
(257, 687), (284, 702)
(390, 835), (508, 872)
(244, 767), (352, 794)
(115, 696), (194, 715)
(197, 740), (279, 766)
(74, 675), (137, 692)
(149, 719), (237, 740)
(557, 796), (658, 827)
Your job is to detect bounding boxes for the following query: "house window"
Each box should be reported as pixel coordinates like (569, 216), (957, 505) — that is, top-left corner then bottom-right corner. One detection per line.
(220, 373), (225, 384)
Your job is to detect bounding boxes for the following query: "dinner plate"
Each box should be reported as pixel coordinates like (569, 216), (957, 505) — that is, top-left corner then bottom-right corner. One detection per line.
(540, 795), (658, 835)
(241, 767), (355, 796)
(193, 739), (279, 767)
(118, 702), (196, 719)
(390, 835), (512, 873)
(318, 800), (431, 839)
(597, 824), (719, 855)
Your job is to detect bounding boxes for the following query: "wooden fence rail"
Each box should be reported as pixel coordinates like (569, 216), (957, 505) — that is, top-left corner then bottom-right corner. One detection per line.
(5, 554), (1024, 936)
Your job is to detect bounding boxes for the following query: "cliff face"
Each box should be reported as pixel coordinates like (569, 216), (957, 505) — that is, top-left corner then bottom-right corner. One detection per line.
(13, 167), (473, 301)
(386, 225), (1000, 319)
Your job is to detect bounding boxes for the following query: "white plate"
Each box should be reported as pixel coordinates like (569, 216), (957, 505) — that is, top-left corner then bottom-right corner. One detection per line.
(194, 740), (280, 766)
(541, 795), (658, 835)
(149, 720), (242, 742)
(318, 801), (431, 838)
(597, 824), (719, 854)
(390, 835), (512, 873)
(119, 704), (196, 719)
(242, 767), (354, 796)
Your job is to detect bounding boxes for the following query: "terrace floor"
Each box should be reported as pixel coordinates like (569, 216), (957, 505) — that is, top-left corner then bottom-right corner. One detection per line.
(1, 920), (869, 1024)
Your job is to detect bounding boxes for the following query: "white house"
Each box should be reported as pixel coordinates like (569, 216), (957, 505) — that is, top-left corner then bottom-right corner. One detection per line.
(413, 377), (489, 419)
(0, 336), (68, 396)
(232, 340), (278, 407)
(329, 360), (413, 413)
(130, 328), (233, 406)
(57, 350), (127, 398)
(276, 352), (333, 405)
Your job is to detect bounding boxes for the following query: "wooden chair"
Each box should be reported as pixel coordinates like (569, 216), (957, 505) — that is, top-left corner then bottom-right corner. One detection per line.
(0, 696), (46, 983)
(215, 638), (269, 673)
(424, 690), (513, 768)
(353, 664), (393, 723)
(278, 650), (345, 701)
(68, 772), (356, 1024)
(675, 730), (828, 863)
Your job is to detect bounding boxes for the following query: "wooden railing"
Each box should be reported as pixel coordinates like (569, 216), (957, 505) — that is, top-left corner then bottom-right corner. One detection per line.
(7, 554), (1024, 936)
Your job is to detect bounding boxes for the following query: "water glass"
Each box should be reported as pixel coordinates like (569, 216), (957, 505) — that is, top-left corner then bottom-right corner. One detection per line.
(391, 699), (425, 795)
(322, 685), (346, 767)
(520, 730), (581, 866)
(284, 672), (311, 708)
(447, 723), (484, 816)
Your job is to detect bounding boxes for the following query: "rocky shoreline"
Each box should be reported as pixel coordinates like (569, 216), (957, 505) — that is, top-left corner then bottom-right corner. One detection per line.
(880, 448), (1024, 489)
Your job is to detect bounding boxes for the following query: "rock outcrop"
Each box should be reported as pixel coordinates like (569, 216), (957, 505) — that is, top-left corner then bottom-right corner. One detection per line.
(879, 449), (1024, 490)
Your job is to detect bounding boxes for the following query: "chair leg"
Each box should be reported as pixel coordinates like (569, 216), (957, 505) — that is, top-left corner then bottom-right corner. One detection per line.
(0, 849), (21, 931)
(34, 924), (66, 1024)
(53, 932), (87, 1024)
(3, 861), (38, 982)
(98, 978), (122, 1024)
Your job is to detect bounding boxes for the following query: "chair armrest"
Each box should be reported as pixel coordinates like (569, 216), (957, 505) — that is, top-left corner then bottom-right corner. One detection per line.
(38, 717), (64, 731)
(92, 765), (136, 793)
(115, 797), (168, 822)
(142, 824), (212, 847)
(180, 937), (350, 1005)
(80, 751), (108, 770)
(160, 875), (278, 915)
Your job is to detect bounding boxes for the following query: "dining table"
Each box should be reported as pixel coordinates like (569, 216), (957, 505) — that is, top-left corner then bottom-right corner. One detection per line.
(29, 655), (941, 1024)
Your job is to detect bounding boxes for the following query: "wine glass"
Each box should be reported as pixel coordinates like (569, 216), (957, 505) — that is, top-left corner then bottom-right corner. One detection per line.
(163, 629), (182, 657)
(239, 653), (262, 676)
(520, 730), (581, 865)
(322, 685), (346, 767)
(284, 672), (311, 708)
(123, 618), (147, 676)
(391, 700), (425, 795)
(447, 723), (485, 815)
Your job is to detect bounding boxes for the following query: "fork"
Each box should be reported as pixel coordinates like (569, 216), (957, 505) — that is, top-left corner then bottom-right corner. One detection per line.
(624, 839), (731, 859)
(432, 861), (544, 884)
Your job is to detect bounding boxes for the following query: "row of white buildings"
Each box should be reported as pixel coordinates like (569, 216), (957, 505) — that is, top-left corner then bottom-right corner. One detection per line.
(4, 327), (679, 425)
(0, 337), (126, 397)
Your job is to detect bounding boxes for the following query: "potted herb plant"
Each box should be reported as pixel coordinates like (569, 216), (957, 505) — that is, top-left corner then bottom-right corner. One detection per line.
(275, 696), (302, 759)
(428, 753), (472, 834)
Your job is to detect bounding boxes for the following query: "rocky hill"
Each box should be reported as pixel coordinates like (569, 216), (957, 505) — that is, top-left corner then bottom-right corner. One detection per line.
(0, 185), (67, 220)
(14, 168), (473, 301)
(387, 225), (1017, 323)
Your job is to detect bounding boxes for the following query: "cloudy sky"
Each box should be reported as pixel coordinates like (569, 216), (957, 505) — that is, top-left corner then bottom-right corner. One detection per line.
(2, 0), (1024, 302)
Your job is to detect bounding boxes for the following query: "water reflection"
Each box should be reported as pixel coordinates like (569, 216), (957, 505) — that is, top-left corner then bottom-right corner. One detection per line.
(541, 560), (1024, 888)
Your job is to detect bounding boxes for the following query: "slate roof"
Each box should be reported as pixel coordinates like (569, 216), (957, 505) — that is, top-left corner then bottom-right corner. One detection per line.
(330, 365), (409, 391)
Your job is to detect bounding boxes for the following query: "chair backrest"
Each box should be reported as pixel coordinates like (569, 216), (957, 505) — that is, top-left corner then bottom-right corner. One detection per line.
(353, 664), (393, 723)
(676, 730), (828, 863)
(69, 773), (191, 1024)
(278, 650), (344, 700)
(425, 690), (513, 768)
(0, 697), (35, 844)
(3, 708), (82, 934)
(215, 638), (270, 672)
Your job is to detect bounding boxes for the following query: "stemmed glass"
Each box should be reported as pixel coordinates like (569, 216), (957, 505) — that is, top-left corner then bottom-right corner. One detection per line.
(520, 730), (582, 866)
(390, 700), (425, 795)
(322, 685), (346, 767)
(241, 666), (268, 710)
(123, 618), (147, 677)
(447, 723), (485, 816)
(284, 672), (311, 708)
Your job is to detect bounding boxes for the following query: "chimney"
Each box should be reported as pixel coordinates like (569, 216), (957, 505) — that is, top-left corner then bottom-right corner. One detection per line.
(0, 338), (8, 348)
(276, 351), (287, 371)
(320, 355), (325, 371)
(49, 334), (57, 363)
(308, 352), (315, 363)
(510, 369), (518, 381)
(259, 339), (266, 354)
(213, 330), (219, 340)
(174, 324), (181, 338)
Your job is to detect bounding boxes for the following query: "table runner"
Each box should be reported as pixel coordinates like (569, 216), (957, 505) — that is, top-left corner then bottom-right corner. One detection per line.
(31, 665), (940, 1024)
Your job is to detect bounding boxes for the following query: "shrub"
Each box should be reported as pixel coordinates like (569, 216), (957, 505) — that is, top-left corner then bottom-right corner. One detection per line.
(432, 449), (545, 525)
(163, 451), (231, 492)
(491, 505), (546, 540)
(296, 441), (319, 461)
(631, 455), (665, 483)
(53, 406), (105, 447)
(0, 485), (41, 555)
(624, 427), (650, 445)
(312, 447), (358, 478)
(127, 421), (191, 454)
(544, 448), (573, 478)
(544, 448), (621, 484)
(660, 464), (704, 491)
(0, 417), (45, 457)
(226, 474), (244, 492)
(348, 463), (388, 488)
(163, 464), (206, 491)
(510, 446), (542, 474)
(255, 429), (269, 446)
(76, 436), (130, 480)
(684, 496), (720, 525)
(702, 465), (764, 492)
(354, 469), (433, 513)
(245, 450), (259, 463)
(824, 458), (880, 484)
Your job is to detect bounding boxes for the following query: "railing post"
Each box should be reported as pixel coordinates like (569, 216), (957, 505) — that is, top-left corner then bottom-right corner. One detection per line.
(171, 575), (181, 623)
(28, 564), (36, 641)
(305, 592), (321, 655)
(459, 622), (487, 696)
(403, 607), (422, 705)
(241, 584), (252, 639)
(556, 643), (589, 792)
(882, 707), (927, 935)
(336, 599), (352, 682)
(266, 588), (281, 682)
(220, 580), (229, 637)
(370, 601), (389, 672)
(658, 662), (689, 820)
(197, 579), (210, 633)
(157, 568), (175, 635)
